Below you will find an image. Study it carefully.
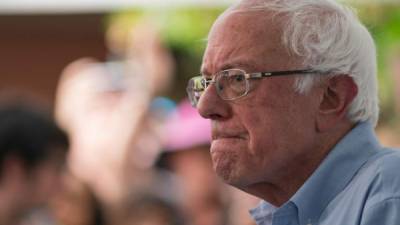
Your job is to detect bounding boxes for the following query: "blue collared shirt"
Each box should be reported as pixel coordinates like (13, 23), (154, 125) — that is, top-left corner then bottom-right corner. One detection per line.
(250, 122), (400, 225)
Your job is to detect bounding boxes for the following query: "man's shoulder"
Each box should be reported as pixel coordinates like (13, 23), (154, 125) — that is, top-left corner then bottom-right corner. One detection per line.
(361, 148), (400, 207)
(368, 147), (400, 178)
(320, 148), (400, 224)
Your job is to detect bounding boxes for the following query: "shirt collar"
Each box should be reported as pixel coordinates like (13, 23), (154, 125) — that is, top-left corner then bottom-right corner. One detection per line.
(291, 122), (381, 225)
(249, 200), (277, 224)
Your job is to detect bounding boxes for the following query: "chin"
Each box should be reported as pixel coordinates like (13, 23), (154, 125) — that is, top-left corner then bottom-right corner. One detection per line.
(210, 139), (250, 184)
(212, 152), (235, 180)
(212, 154), (249, 187)
(216, 170), (250, 189)
(213, 157), (259, 189)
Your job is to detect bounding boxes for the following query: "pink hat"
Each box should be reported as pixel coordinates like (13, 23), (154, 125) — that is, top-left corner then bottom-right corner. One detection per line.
(162, 99), (211, 151)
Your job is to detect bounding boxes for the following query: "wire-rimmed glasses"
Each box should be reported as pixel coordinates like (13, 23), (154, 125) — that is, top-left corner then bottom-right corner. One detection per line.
(186, 68), (315, 107)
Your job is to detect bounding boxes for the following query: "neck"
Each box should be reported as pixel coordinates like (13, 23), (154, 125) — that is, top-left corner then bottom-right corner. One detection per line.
(242, 122), (355, 207)
(241, 154), (325, 206)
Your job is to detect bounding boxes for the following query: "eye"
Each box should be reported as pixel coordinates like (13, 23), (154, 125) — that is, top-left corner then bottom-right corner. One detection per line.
(232, 74), (245, 83)
(228, 70), (246, 86)
(228, 74), (245, 88)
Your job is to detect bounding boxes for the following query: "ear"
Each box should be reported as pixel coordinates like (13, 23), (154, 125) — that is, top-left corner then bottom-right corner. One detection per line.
(316, 75), (358, 132)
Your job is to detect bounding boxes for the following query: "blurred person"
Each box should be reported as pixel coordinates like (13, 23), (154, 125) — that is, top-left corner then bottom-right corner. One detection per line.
(0, 103), (69, 225)
(227, 189), (258, 225)
(55, 17), (174, 207)
(50, 172), (105, 225)
(161, 99), (224, 225)
(106, 18), (174, 96)
(55, 17), (176, 225)
(55, 57), (147, 205)
(187, 0), (400, 224)
(161, 100), (258, 225)
(116, 191), (185, 225)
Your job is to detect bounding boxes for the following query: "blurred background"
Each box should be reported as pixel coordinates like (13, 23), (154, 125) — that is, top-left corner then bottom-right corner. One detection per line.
(0, 0), (399, 225)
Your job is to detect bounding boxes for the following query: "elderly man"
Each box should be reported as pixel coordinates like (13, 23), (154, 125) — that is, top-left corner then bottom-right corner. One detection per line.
(186, 0), (400, 224)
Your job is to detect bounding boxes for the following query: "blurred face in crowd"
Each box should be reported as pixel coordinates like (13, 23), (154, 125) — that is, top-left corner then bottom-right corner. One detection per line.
(18, 149), (66, 210)
(168, 146), (225, 225)
(198, 9), (325, 196)
(50, 172), (98, 225)
(0, 148), (66, 224)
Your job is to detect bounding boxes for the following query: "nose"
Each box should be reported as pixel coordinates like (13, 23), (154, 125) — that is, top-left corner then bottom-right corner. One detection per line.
(197, 83), (230, 120)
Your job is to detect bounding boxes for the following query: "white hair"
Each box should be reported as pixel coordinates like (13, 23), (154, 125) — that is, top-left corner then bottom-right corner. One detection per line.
(235, 0), (379, 126)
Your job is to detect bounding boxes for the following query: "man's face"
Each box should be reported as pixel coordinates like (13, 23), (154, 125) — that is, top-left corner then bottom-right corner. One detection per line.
(198, 10), (323, 189)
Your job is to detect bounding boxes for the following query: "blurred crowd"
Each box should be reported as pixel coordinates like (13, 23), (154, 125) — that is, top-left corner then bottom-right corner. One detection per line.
(0, 18), (259, 225)
(1, 13), (399, 225)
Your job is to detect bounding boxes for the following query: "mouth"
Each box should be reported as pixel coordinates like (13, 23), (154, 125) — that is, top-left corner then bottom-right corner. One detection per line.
(212, 133), (248, 141)
(210, 133), (247, 156)
(211, 122), (248, 142)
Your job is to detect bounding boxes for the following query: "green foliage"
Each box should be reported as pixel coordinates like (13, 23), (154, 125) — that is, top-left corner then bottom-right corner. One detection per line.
(106, 8), (224, 101)
(157, 8), (223, 56)
(107, 4), (400, 112)
(107, 8), (223, 56)
(358, 4), (400, 123)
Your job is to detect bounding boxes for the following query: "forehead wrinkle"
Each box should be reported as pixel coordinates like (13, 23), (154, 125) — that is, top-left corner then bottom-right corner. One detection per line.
(202, 6), (295, 77)
(202, 18), (262, 75)
(202, 42), (255, 76)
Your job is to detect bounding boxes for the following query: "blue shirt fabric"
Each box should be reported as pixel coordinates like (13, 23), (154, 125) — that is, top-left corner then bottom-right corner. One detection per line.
(249, 122), (400, 225)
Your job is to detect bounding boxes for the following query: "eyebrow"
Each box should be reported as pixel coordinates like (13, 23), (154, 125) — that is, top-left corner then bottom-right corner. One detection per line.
(201, 61), (255, 77)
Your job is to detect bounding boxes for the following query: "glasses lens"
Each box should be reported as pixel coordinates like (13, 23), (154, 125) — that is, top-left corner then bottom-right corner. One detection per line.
(187, 76), (205, 107)
(216, 69), (248, 100)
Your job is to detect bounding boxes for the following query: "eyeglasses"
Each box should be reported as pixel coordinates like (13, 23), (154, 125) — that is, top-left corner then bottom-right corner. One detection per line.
(186, 68), (315, 107)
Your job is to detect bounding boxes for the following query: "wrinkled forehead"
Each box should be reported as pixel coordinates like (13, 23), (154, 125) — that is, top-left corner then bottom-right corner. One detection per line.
(202, 7), (290, 74)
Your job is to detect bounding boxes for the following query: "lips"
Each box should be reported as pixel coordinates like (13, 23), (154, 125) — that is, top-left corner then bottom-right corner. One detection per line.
(212, 133), (247, 140)
(211, 128), (248, 141)
(211, 122), (248, 141)
(210, 131), (247, 156)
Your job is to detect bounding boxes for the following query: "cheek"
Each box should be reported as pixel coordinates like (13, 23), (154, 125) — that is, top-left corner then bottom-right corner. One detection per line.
(242, 83), (311, 149)
(236, 96), (300, 170)
(241, 106), (285, 156)
(243, 94), (319, 169)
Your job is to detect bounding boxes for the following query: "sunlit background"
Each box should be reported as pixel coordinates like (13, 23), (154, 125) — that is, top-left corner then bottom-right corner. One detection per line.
(0, 1), (399, 225)
(0, 0), (399, 127)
